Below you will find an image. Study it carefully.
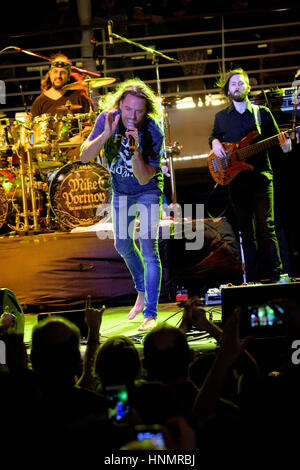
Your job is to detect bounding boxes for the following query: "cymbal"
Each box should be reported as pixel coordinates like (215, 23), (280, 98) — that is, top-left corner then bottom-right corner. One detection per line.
(62, 77), (116, 91)
(37, 160), (63, 169)
(56, 102), (83, 111)
(0, 112), (7, 118)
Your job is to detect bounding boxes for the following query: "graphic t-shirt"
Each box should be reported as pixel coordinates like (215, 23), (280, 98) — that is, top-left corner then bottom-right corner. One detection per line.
(88, 111), (164, 195)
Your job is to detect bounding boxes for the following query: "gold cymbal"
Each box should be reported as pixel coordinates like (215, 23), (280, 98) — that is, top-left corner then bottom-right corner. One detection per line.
(56, 102), (83, 111)
(62, 77), (116, 91)
(37, 160), (63, 169)
(0, 112), (7, 118)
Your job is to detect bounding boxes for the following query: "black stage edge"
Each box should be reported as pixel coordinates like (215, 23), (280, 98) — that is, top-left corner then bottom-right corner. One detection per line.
(0, 217), (243, 313)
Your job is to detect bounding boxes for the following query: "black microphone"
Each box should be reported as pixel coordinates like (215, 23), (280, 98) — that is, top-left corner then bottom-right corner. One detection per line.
(108, 20), (114, 46)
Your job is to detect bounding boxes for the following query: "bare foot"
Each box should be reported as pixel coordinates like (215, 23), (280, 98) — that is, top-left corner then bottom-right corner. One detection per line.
(137, 318), (157, 331)
(128, 292), (145, 320)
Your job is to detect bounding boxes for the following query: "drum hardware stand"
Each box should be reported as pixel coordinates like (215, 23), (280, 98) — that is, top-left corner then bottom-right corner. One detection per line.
(77, 113), (86, 142)
(27, 147), (40, 232)
(164, 142), (183, 205)
(15, 145), (41, 233)
(15, 146), (30, 232)
(86, 80), (94, 115)
(162, 103), (183, 205)
(45, 200), (53, 231)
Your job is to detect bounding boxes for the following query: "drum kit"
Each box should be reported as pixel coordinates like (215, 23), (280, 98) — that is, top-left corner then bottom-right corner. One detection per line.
(1, 37), (182, 234)
(0, 78), (114, 233)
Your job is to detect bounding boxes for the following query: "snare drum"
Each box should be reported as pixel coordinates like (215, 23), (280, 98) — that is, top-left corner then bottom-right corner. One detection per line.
(49, 160), (110, 228)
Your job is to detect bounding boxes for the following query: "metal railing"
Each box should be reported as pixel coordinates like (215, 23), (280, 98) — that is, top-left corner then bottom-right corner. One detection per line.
(0, 7), (300, 116)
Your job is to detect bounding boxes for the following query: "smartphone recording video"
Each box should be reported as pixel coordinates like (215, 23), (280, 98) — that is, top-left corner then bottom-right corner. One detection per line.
(135, 424), (165, 449)
(248, 303), (284, 328)
(240, 302), (286, 337)
(221, 282), (300, 338)
(106, 384), (130, 422)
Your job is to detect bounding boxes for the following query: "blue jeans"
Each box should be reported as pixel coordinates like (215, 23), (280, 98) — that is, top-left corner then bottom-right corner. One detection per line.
(112, 192), (162, 319)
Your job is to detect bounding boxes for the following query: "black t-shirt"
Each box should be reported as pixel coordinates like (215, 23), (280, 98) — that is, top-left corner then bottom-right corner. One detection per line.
(30, 89), (91, 118)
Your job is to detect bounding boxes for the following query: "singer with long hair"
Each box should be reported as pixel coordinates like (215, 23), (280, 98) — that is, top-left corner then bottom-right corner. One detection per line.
(80, 78), (164, 331)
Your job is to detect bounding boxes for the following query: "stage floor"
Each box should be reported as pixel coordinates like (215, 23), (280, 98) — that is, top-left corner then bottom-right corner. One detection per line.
(24, 301), (222, 355)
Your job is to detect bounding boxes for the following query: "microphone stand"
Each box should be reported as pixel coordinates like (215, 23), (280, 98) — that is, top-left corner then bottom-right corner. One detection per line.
(0, 46), (102, 77)
(292, 79), (300, 142)
(103, 31), (181, 205)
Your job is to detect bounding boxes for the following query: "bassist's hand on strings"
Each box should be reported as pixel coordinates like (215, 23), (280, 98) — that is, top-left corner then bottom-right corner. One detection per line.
(278, 131), (291, 153)
(212, 138), (227, 158)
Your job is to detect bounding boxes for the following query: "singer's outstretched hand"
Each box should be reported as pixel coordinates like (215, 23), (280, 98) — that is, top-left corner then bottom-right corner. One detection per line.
(104, 108), (120, 137)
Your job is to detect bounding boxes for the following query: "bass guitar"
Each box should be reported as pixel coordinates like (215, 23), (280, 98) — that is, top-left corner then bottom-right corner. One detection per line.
(207, 127), (299, 185)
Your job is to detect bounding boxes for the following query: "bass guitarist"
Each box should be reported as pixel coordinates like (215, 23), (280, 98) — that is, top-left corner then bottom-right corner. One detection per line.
(209, 67), (291, 283)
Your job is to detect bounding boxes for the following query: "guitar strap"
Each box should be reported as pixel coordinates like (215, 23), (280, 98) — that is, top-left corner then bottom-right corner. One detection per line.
(252, 104), (261, 135)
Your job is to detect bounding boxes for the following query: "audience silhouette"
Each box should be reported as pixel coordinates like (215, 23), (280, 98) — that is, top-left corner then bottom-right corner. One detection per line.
(1, 292), (300, 457)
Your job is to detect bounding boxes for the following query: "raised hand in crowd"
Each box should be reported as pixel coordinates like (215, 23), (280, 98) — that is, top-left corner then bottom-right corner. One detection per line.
(76, 296), (105, 390)
(0, 306), (27, 370)
(163, 416), (198, 450)
(192, 307), (254, 425)
(178, 296), (222, 340)
(0, 308), (17, 334)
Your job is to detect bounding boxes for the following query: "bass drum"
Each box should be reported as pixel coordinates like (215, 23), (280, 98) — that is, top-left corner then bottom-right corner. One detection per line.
(49, 161), (111, 229)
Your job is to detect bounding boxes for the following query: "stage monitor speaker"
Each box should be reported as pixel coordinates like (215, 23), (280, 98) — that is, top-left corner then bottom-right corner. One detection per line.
(221, 282), (300, 338)
(0, 288), (24, 335)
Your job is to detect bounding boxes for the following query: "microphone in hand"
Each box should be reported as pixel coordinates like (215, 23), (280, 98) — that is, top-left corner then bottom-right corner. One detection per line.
(126, 128), (137, 152)
(128, 134), (135, 152)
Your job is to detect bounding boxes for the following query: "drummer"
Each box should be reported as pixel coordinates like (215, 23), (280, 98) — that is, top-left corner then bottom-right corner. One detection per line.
(29, 53), (92, 118)
(26, 53), (93, 151)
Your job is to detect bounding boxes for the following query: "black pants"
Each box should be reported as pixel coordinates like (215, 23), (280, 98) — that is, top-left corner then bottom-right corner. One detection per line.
(229, 172), (282, 282)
